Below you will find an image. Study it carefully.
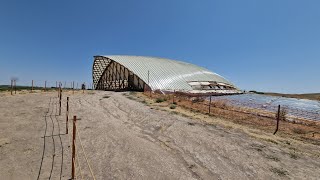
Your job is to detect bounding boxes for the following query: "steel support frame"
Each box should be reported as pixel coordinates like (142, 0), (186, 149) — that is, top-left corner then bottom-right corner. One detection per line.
(94, 56), (147, 91)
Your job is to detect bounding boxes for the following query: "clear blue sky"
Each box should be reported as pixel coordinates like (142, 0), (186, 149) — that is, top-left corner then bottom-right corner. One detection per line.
(0, 0), (319, 93)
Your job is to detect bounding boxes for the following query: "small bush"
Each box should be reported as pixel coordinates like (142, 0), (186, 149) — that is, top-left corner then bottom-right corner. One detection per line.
(170, 111), (179, 115)
(155, 98), (165, 103)
(170, 104), (177, 109)
(192, 97), (205, 103)
(270, 167), (288, 176)
(289, 152), (299, 159)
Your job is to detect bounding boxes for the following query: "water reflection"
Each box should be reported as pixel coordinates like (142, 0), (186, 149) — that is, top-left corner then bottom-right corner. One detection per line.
(209, 94), (320, 121)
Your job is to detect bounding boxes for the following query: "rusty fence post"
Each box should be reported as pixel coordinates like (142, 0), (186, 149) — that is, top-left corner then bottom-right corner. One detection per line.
(58, 83), (60, 97)
(66, 97), (69, 134)
(209, 95), (212, 114)
(274, 105), (281, 135)
(72, 115), (77, 180)
(59, 88), (62, 116)
(10, 80), (13, 95)
(14, 80), (16, 94)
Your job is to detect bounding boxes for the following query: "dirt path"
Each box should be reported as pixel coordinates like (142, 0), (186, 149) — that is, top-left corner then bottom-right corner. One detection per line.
(0, 92), (71, 180)
(0, 91), (319, 179)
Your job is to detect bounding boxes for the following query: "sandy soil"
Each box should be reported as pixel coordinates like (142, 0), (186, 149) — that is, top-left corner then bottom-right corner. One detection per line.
(0, 90), (319, 180)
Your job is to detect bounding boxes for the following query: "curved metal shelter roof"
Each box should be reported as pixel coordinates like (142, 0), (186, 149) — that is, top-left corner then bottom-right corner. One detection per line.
(93, 55), (237, 91)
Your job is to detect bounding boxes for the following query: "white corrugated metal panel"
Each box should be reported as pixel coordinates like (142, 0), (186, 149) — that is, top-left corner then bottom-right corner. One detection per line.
(93, 55), (237, 91)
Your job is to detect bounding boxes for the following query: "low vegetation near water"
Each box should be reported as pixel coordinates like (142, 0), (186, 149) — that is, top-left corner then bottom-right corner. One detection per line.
(250, 90), (320, 101)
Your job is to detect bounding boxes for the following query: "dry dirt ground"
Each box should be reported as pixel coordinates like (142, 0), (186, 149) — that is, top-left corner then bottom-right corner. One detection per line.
(0, 90), (319, 180)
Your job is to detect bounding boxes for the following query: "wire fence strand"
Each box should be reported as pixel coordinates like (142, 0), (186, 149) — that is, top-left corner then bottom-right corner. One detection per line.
(76, 127), (97, 180)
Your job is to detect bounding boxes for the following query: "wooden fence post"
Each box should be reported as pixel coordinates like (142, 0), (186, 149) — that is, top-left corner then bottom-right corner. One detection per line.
(66, 97), (69, 134)
(73, 81), (75, 94)
(274, 105), (281, 135)
(31, 80), (34, 92)
(72, 115), (77, 180)
(44, 81), (47, 92)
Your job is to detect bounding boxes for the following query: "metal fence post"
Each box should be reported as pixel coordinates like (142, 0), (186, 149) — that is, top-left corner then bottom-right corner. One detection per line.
(14, 80), (16, 94)
(274, 105), (281, 135)
(58, 83), (60, 97)
(66, 97), (69, 134)
(72, 116), (76, 179)
(31, 80), (34, 92)
(10, 80), (13, 95)
(59, 88), (62, 116)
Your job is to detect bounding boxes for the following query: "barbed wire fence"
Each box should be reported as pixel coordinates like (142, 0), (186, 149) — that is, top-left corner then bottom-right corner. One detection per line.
(144, 91), (320, 135)
(59, 90), (97, 179)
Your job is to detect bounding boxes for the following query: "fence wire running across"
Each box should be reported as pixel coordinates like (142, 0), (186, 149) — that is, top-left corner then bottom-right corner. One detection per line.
(65, 96), (97, 180)
(148, 92), (320, 123)
(209, 96), (320, 122)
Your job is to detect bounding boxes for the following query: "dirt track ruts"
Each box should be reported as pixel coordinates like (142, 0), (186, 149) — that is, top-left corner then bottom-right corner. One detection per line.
(0, 91), (320, 180)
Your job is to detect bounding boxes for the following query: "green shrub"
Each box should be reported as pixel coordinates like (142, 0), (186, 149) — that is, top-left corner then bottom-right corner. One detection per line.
(170, 104), (177, 109)
(155, 98), (165, 103)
